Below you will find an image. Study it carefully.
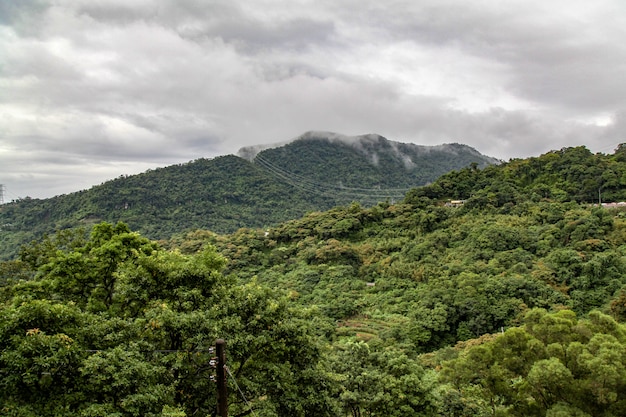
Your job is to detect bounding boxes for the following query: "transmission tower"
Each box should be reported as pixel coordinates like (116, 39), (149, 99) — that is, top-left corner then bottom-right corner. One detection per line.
(0, 184), (4, 204)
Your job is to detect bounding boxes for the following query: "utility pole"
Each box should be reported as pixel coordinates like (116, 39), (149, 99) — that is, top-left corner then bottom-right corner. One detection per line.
(216, 339), (228, 417)
(0, 184), (4, 205)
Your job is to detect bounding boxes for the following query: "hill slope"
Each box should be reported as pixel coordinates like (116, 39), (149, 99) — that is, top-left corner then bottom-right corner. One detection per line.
(0, 132), (497, 260)
(406, 144), (626, 206)
(244, 131), (499, 203)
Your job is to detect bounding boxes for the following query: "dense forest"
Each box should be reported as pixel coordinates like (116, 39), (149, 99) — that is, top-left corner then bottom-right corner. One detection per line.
(247, 132), (498, 193)
(2, 144), (626, 416)
(0, 133), (497, 261)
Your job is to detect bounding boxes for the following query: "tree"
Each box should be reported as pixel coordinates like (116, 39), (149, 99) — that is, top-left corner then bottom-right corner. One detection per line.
(440, 309), (626, 416)
(1, 223), (339, 417)
(332, 341), (438, 417)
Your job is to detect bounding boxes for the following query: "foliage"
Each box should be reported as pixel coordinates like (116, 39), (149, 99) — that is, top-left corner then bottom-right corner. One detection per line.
(0, 137), (496, 260)
(0, 223), (338, 417)
(204, 199), (626, 353)
(406, 145), (626, 206)
(440, 309), (626, 416)
(190, 188), (626, 415)
(331, 341), (439, 417)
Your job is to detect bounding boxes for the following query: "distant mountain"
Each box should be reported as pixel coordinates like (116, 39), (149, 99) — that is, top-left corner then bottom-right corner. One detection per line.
(243, 132), (499, 199)
(0, 132), (498, 259)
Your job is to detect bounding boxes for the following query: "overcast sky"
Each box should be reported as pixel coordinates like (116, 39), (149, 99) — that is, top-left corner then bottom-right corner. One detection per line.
(2, 0), (626, 200)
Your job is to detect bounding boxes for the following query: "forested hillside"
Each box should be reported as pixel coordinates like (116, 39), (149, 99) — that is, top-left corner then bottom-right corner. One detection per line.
(245, 132), (498, 201)
(2, 144), (626, 416)
(0, 155), (333, 260)
(0, 133), (496, 260)
(407, 144), (626, 205)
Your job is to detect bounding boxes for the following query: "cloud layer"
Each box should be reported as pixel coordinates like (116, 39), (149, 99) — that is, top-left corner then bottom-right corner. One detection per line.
(1, 0), (625, 198)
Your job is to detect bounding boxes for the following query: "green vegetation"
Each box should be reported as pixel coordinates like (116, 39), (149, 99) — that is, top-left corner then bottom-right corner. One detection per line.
(252, 134), (498, 199)
(438, 309), (626, 416)
(1, 223), (338, 416)
(3, 143), (626, 415)
(407, 145), (626, 205)
(0, 135), (496, 261)
(0, 155), (333, 261)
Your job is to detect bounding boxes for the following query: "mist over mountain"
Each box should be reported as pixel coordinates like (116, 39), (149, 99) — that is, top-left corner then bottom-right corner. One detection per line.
(0, 132), (497, 260)
(242, 131), (499, 200)
(240, 131), (498, 173)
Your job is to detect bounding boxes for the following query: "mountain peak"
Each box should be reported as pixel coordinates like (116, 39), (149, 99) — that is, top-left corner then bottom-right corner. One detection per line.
(239, 131), (499, 172)
(237, 131), (387, 161)
(296, 131), (386, 143)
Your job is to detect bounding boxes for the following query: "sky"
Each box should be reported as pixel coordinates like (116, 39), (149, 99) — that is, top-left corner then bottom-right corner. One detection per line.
(1, 0), (626, 200)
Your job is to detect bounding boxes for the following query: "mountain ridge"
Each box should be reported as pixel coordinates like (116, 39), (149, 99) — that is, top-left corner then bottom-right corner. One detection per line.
(238, 131), (500, 166)
(0, 132), (498, 260)
(250, 132), (499, 197)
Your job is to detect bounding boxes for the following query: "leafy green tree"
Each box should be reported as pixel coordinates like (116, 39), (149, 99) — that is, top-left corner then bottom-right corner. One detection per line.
(441, 309), (626, 416)
(332, 341), (438, 417)
(33, 222), (157, 312)
(0, 300), (86, 416)
(80, 343), (173, 417)
(1, 223), (339, 417)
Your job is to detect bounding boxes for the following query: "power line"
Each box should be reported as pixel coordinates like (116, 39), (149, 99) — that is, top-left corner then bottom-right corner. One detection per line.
(225, 365), (258, 417)
(256, 155), (411, 193)
(253, 155), (411, 203)
(595, 142), (621, 154)
(1, 185), (24, 202)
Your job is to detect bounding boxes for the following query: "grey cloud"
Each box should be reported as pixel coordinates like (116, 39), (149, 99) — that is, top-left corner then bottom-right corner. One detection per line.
(1, 40), (82, 87)
(204, 18), (336, 53)
(74, 0), (336, 53)
(342, 1), (626, 114)
(73, 1), (159, 25)
(2, 0), (626, 199)
(0, 0), (49, 31)
(601, 111), (626, 143)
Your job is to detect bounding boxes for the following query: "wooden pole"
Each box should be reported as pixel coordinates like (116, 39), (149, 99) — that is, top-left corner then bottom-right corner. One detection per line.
(216, 339), (228, 417)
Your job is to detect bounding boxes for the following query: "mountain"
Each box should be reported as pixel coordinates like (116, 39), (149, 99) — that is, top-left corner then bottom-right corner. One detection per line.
(241, 131), (499, 199)
(0, 132), (498, 260)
